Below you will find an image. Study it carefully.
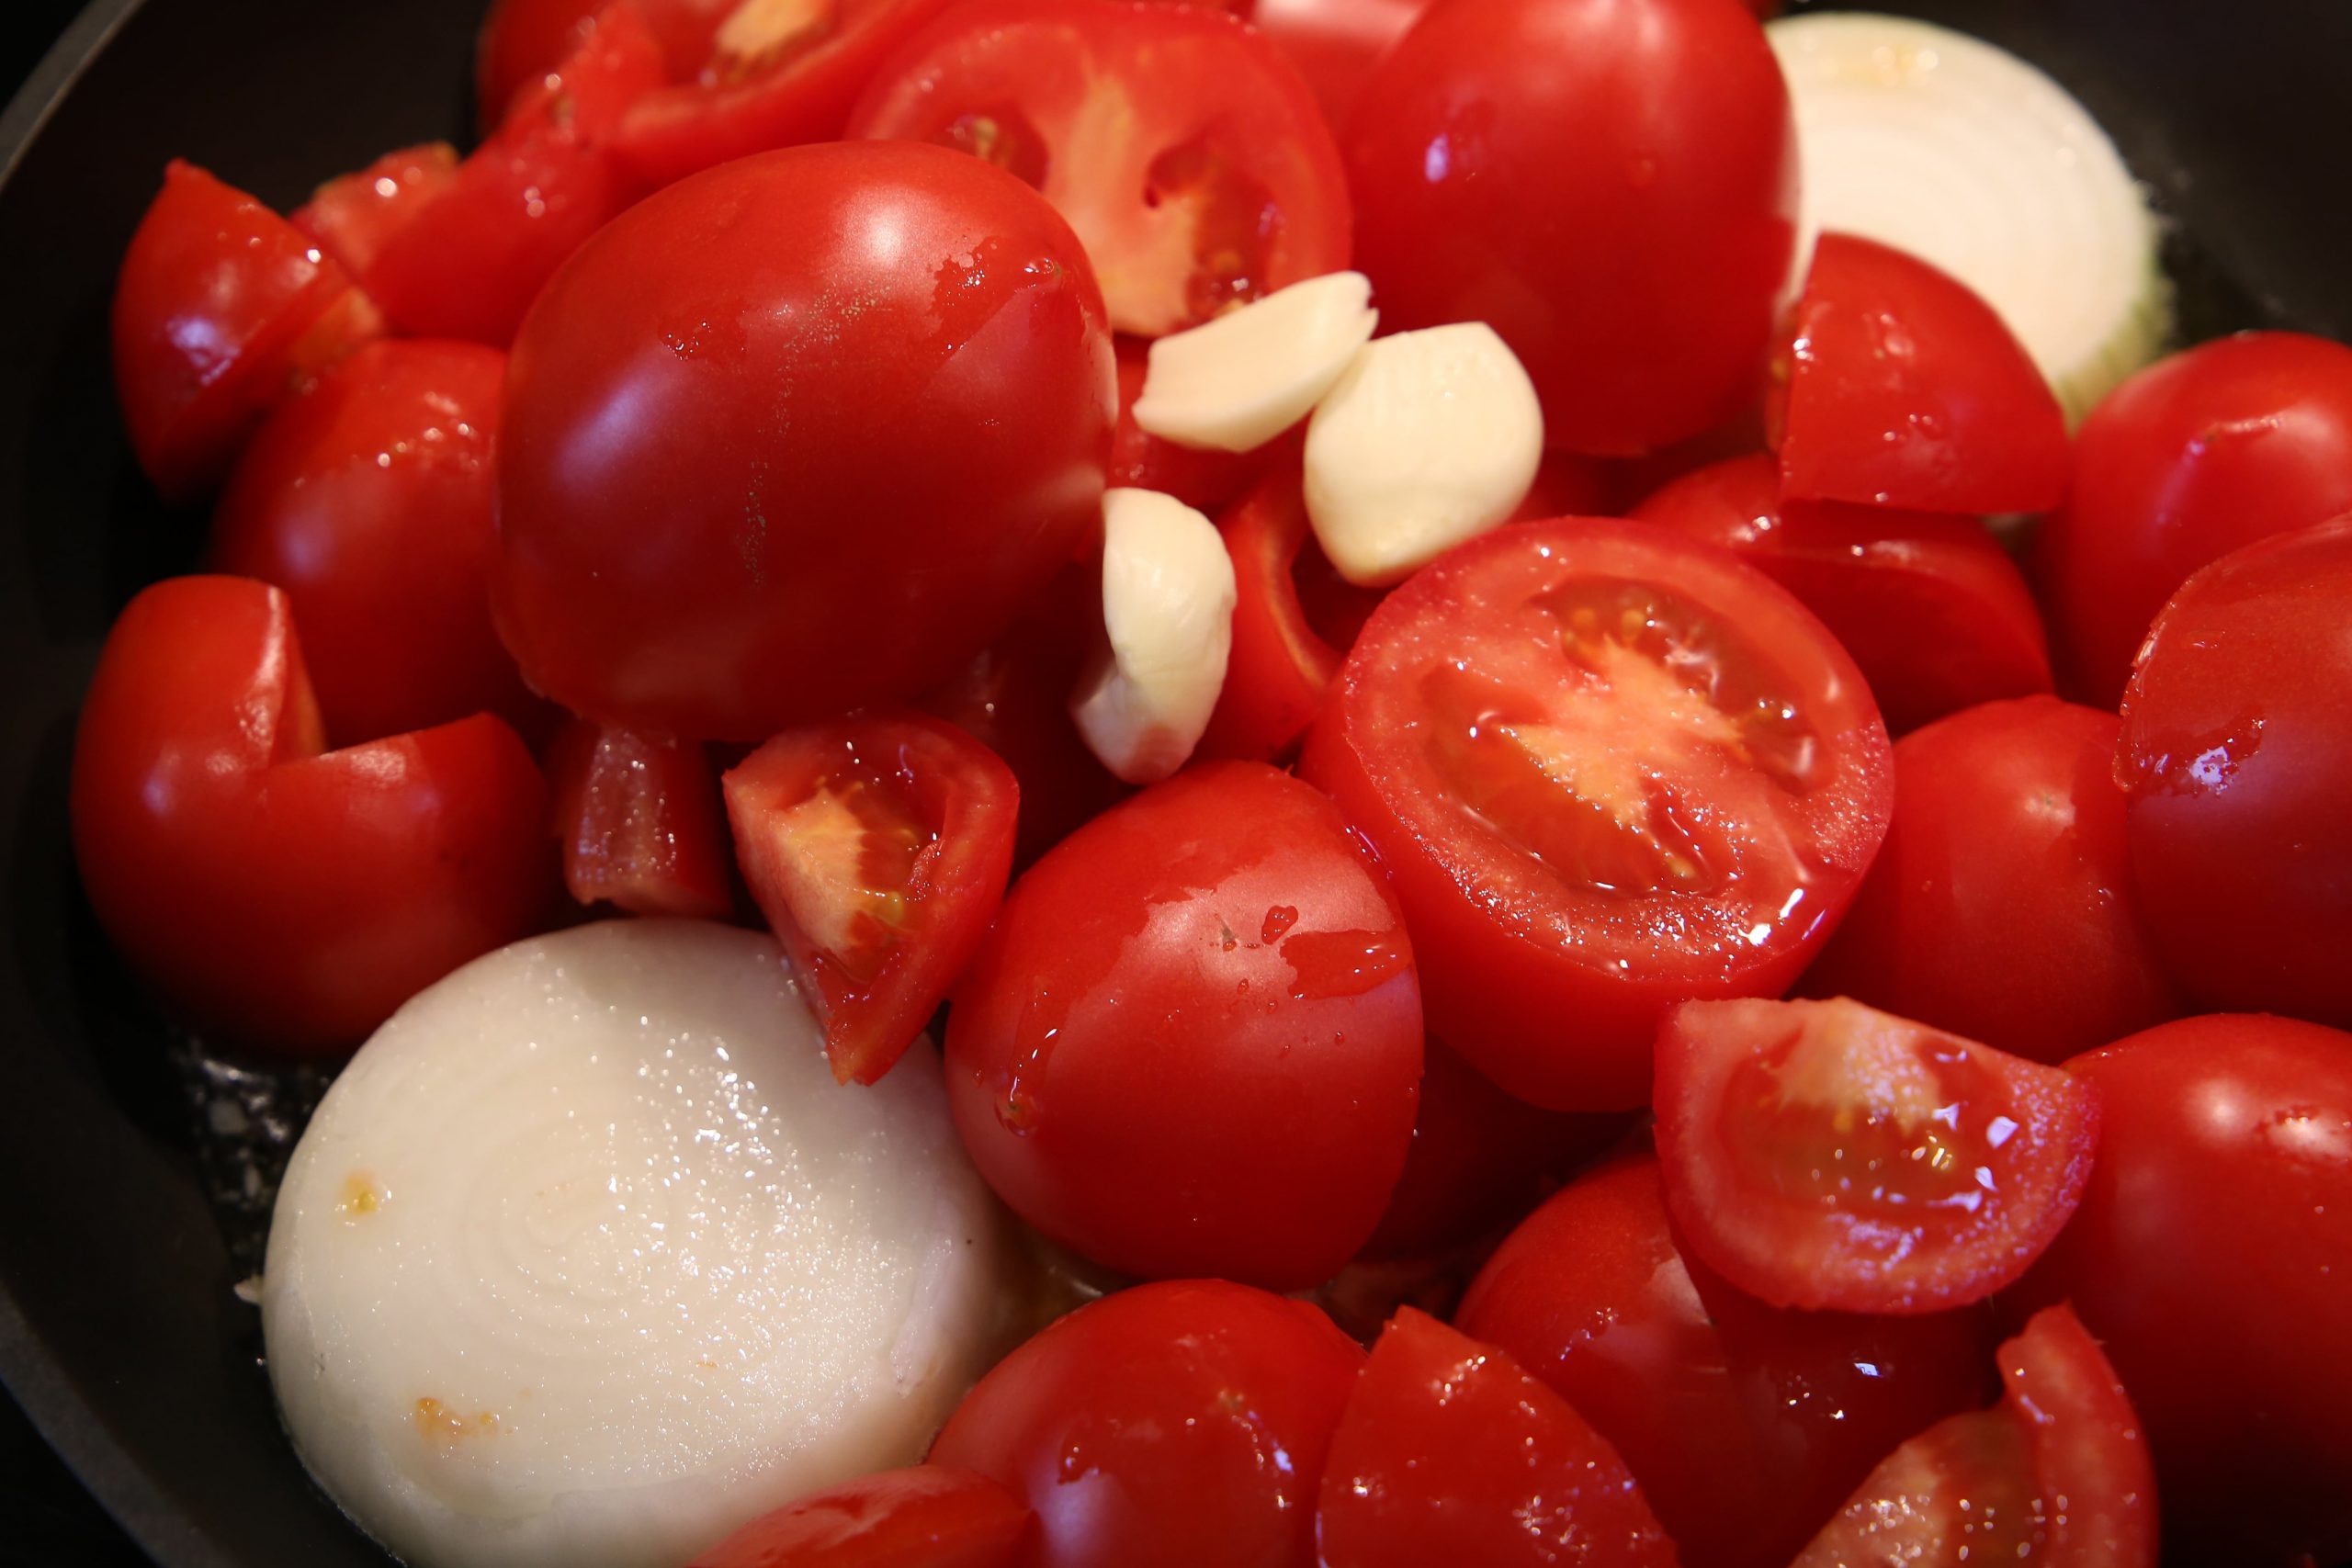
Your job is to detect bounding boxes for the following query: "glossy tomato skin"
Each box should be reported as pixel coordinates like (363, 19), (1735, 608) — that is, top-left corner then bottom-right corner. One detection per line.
(1197, 470), (1342, 763)
(687, 1466), (1031, 1568)
(1457, 1152), (1994, 1568)
(71, 577), (551, 1055)
(1248, 0), (1431, 129)
(1300, 519), (1894, 1111)
(1801, 697), (2179, 1063)
(2009, 1015), (2352, 1566)
(210, 339), (548, 746)
(946, 761), (1422, 1288)
(476, 0), (726, 125)
(495, 141), (1115, 740)
(2118, 517), (2352, 1023)
(930, 1280), (1363, 1568)
(1345, 0), (1795, 456)
(1631, 454), (2052, 734)
(290, 142), (459, 281)
(545, 717), (734, 919)
(2037, 332), (2352, 707)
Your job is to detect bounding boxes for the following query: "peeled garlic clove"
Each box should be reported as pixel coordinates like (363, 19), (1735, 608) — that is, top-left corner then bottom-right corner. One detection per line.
(1131, 271), (1381, 454)
(1071, 488), (1237, 785)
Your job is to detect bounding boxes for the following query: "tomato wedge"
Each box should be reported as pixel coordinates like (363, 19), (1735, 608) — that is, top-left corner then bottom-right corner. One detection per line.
(686, 1466), (1031, 1568)
(724, 712), (1017, 1085)
(290, 142), (459, 281)
(477, 0), (729, 125)
(1631, 454), (2052, 733)
(1773, 233), (2069, 515)
(1316, 1307), (1680, 1568)
(1655, 997), (2098, 1314)
(1198, 470), (1346, 763)
(546, 717), (734, 920)
(1301, 519), (1894, 1111)
(847, 0), (1350, 337)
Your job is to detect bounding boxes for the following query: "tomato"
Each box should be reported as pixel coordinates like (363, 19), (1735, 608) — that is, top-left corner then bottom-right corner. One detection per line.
(1655, 997), (2098, 1314)
(1800, 697), (2180, 1063)
(929, 1280), (1363, 1568)
(1772, 233), (2070, 515)
(1629, 454), (2052, 734)
(1344, 0), (1795, 456)
(110, 161), (379, 503)
(945, 761), (1422, 1287)
(847, 0), (1350, 338)
(1316, 1307), (1679, 1568)
(726, 712), (1017, 1085)
(2117, 516), (2352, 1024)
(546, 717), (734, 920)
(70, 577), (550, 1055)
(1197, 470), (1343, 763)
(289, 142), (458, 281)
(1109, 334), (1272, 514)
(1248, 0), (1430, 129)
(2036, 333), (2352, 706)
(2009, 1014), (2352, 1566)
(494, 141), (1115, 740)
(477, 0), (729, 125)
(209, 339), (548, 746)
(368, 3), (665, 347)
(1300, 519), (1893, 1111)
(1457, 1152), (1993, 1568)
(1792, 1304), (2155, 1568)
(686, 1466), (1031, 1568)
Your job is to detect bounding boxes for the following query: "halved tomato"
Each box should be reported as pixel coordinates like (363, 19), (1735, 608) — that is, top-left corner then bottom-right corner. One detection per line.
(1656, 996), (2099, 1314)
(724, 712), (1017, 1084)
(1300, 519), (1894, 1111)
(546, 717), (734, 919)
(686, 1466), (1031, 1568)
(846, 0), (1351, 337)
(290, 142), (460, 282)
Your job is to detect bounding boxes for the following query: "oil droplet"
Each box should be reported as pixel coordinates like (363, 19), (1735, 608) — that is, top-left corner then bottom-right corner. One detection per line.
(1278, 929), (1410, 1001)
(2128, 710), (2266, 797)
(999, 989), (1065, 1135)
(1261, 906), (1300, 944)
(338, 1172), (382, 1218)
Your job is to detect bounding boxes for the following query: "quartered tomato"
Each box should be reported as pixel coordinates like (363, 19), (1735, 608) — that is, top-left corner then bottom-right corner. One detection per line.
(70, 577), (549, 1055)
(687, 1466), (1031, 1568)
(290, 142), (459, 281)
(1110, 334), (1274, 514)
(1655, 997), (2099, 1314)
(1772, 233), (2070, 515)
(847, 0), (1351, 337)
(1316, 1308), (1679, 1568)
(477, 0), (729, 125)
(725, 712), (1017, 1086)
(546, 717), (734, 920)
(1198, 470), (1346, 763)
(1631, 453), (2052, 733)
(1301, 519), (1893, 1111)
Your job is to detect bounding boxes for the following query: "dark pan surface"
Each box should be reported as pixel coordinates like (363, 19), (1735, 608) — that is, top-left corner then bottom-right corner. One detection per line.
(1, 0), (2346, 1562)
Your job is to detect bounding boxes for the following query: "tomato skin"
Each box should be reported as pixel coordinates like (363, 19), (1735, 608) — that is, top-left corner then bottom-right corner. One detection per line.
(1316, 1307), (1680, 1568)
(477, 0), (728, 125)
(1109, 335), (1272, 515)
(1344, 0), (1795, 456)
(686, 1466), (1031, 1568)
(2036, 333), (2352, 707)
(494, 141), (1115, 741)
(209, 339), (548, 747)
(2009, 1015), (2352, 1566)
(1248, 0), (1431, 129)
(1774, 234), (2070, 515)
(546, 717), (734, 919)
(1457, 1152), (1994, 1568)
(290, 142), (459, 282)
(70, 577), (551, 1055)
(1197, 470), (1341, 763)
(1630, 454), (2052, 734)
(1801, 697), (2180, 1063)
(945, 761), (1422, 1288)
(929, 1280), (1363, 1568)
(2117, 516), (2352, 1024)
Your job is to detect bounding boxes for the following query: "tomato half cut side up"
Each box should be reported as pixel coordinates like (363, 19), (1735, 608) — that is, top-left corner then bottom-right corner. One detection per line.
(546, 717), (735, 920)
(725, 712), (1017, 1085)
(1301, 519), (1894, 1111)
(686, 1465), (1032, 1568)
(847, 0), (1351, 338)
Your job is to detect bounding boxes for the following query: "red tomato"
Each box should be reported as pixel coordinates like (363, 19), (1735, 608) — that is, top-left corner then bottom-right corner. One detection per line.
(368, 3), (665, 347)
(209, 339), (547, 746)
(546, 717), (734, 919)
(1792, 1304), (2155, 1568)
(726, 712), (1016, 1085)
(70, 577), (549, 1055)
(1457, 1152), (1993, 1568)
(1773, 234), (2070, 515)
(1655, 997), (2098, 1314)
(1511, 449), (1616, 523)
(1800, 697), (2180, 1063)
(1109, 335), (1272, 514)
(476, 0), (729, 125)
(945, 761), (1422, 1287)
(1316, 1307), (1679, 1568)
(2036, 333), (2352, 706)
(929, 1280), (1363, 1568)
(847, 0), (1350, 337)
(687, 1466), (1030, 1568)
(290, 143), (459, 282)
(1300, 519), (1893, 1111)
(2118, 516), (2352, 1024)
(1344, 0), (1795, 456)
(110, 161), (379, 503)
(2010, 1014), (2352, 1566)
(1197, 470), (1343, 763)
(494, 141), (1114, 740)
(1630, 454), (2052, 733)
(1248, 0), (1430, 129)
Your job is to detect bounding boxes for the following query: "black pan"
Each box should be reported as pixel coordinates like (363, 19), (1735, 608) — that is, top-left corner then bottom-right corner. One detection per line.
(1, 1), (2346, 1563)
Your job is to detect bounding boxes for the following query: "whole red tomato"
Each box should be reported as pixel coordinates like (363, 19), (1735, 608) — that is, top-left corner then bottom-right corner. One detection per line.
(493, 141), (1115, 740)
(1343, 0), (1796, 456)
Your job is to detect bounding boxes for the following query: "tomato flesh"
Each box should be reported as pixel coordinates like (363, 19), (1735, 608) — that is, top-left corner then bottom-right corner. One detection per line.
(546, 717), (734, 920)
(290, 142), (459, 282)
(687, 1466), (1030, 1568)
(1198, 469), (1347, 764)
